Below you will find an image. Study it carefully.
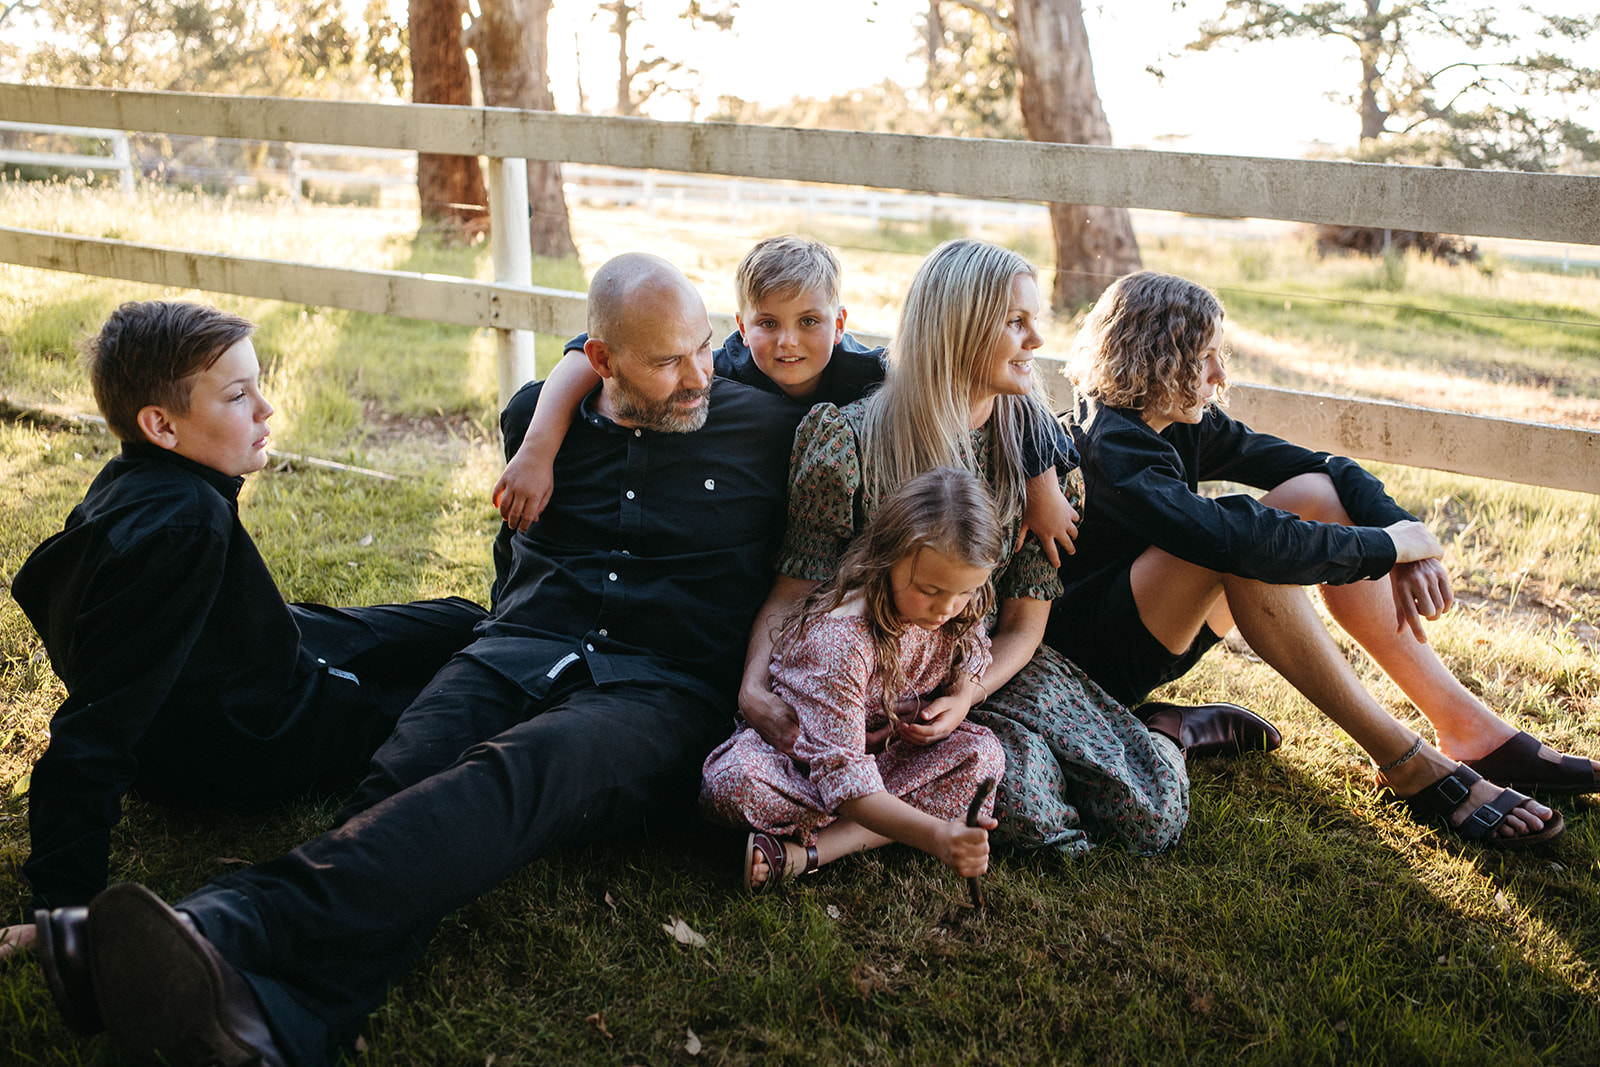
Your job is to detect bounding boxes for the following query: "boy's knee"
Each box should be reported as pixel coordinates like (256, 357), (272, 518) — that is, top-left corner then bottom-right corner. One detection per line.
(1262, 472), (1345, 523)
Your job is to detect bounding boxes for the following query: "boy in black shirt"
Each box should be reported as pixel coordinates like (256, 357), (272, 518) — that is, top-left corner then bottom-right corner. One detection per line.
(1050, 271), (1588, 849)
(8, 301), (485, 930)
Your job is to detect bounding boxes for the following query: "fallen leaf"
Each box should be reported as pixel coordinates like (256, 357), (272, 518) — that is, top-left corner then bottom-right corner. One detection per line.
(604, 890), (618, 913)
(209, 856), (251, 866)
(585, 1012), (614, 1040)
(661, 916), (706, 948)
(850, 962), (895, 1000)
(825, 904), (841, 920)
(684, 1028), (702, 1056)
(357, 533), (374, 547)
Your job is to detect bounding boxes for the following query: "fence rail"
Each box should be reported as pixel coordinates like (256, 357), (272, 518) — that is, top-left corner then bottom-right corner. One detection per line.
(2, 84), (1598, 493)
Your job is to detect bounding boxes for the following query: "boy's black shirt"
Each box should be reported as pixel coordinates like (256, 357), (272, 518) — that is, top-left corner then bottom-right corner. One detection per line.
(1059, 400), (1413, 604)
(11, 442), (479, 910)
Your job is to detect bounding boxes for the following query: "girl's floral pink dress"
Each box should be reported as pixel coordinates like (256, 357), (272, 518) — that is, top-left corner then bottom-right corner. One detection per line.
(700, 611), (1003, 841)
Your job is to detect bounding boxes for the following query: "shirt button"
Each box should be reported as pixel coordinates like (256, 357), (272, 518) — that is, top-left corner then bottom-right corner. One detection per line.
(585, 643), (595, 652)
(704, 479), (716, 490)
(634, 429), (642, 437)
(317, 658), (326, 665)
(608, 572), (618, 581)
(598, 628), (608, 637)
(625, 490), (635, 500)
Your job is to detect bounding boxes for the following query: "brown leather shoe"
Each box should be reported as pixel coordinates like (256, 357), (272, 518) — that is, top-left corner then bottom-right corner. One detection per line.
(1139, 701), (1283, 759)
(34, 906), (104, 1035)
(86, 883), (286, 1067)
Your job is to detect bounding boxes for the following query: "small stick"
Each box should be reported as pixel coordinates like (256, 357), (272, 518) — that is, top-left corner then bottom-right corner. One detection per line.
(965, 776), (996, 910)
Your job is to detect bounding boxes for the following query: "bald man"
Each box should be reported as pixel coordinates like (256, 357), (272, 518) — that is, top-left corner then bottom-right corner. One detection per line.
(36, 254), (802, 1067)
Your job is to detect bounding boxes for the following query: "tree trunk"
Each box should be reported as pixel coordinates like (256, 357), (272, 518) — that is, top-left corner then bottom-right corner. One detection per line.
(409, 0), (488, 237)
(467, 0), (578, 259)
(1010, 0), (1140, 311)
(1357, 0), (1386, 142)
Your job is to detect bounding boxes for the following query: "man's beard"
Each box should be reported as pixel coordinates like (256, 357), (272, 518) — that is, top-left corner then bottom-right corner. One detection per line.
(610, 374), (711, 433)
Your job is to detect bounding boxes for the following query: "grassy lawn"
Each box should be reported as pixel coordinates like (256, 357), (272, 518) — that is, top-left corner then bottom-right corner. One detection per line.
(2, 184), (1600, 1064)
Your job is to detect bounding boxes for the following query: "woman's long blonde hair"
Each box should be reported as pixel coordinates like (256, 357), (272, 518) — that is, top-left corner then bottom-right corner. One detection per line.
(858, 239), (1044, 529)
(780, 468), (1003, 729)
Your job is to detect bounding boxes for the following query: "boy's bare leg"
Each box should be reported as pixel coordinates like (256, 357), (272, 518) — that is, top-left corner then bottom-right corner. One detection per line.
(1220, 575), (1553, 838)
(1263, 475), (1600, 770)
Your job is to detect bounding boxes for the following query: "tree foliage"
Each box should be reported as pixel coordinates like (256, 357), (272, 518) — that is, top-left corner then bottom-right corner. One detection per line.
(597, 0), (737, 117)
(0, 0), (406, 99)
(1186, 1), (1600, 171)
(922, 3), (1025, 140)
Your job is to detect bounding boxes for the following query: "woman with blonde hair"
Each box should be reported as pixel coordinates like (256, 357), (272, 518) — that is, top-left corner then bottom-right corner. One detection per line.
(737, 240), (1268, 856)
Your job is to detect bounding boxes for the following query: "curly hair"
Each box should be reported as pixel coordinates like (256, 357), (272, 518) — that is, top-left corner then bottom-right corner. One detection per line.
(778, 467), (1003, 732)
(1072, 271), (1226, 418)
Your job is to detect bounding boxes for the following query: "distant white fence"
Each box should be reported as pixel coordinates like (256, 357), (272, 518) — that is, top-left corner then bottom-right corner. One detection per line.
(0, 120), (133, 191)
(1, 84), (1598, 493)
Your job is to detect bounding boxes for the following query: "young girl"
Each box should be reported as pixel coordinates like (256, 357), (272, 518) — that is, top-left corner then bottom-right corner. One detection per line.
(739, 239), (1195, 859)
(1048, 269), (1582, 848)
(700, 467), (1005, 890)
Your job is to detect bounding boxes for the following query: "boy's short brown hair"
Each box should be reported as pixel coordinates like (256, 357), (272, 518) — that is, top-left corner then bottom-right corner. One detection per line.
(734, 235), (841, 314)
(85, 301), (256, 442)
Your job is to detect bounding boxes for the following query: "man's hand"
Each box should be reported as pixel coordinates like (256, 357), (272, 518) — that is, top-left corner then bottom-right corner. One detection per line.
(1390, 557), (1455, 642)
(0, 923), (36, 962)
(739, 685), (799, 756)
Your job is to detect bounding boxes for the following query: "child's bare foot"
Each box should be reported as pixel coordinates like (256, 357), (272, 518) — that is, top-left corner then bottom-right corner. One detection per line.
(743, 832), (817, 892)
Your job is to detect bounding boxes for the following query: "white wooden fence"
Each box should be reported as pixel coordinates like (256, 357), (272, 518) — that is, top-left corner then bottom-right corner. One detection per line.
(1, 84), (1598, 493)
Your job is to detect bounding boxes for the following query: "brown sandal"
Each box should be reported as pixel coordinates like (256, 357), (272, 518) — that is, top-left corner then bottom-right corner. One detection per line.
(1464, 731), (1600, 795)
(743, 832), (819, 893)
(1385, 764), (1565, 850)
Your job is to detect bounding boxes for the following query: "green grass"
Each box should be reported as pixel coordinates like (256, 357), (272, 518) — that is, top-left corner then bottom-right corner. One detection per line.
(3, 184), (1600, 1064)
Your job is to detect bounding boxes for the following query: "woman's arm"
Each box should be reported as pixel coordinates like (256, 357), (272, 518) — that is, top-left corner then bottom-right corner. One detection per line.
(896, 597), (1046, 746)
(493, 350), (601, 531)
(736, 574), (819, 755)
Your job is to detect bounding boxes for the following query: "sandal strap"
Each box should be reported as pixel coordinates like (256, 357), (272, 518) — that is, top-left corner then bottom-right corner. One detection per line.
(1401, 765), (1479, 821)
(802, 843), (819, 875)
(748, 832), (786, 892)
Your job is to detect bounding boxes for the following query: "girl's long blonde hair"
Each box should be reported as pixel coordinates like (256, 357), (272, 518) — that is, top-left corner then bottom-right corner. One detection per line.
(780, 468), (1004, 729)
(858, 239), (1044, 529)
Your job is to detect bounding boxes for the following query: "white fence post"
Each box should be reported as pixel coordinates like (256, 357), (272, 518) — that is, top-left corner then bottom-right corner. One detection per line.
(487, 155), (537, 410)
(110, 131), (133, 192)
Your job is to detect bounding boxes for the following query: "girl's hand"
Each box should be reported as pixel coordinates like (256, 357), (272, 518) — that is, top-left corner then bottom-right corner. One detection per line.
(935, 815), (995, 877)
(1390, 557), (1454, 641)
(493, 449), (557, 532)
(895, 695), (971, 746)
(1020, 469), (1079, 568)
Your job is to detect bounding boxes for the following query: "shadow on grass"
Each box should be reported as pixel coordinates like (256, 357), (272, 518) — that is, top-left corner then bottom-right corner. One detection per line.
(7, 745), (1597, 1065)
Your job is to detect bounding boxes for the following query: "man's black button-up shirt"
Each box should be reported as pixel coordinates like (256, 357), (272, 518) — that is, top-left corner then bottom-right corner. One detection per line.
(483, 377), (799, 706)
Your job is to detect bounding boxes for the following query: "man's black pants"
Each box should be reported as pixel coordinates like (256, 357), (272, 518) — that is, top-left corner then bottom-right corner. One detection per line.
(174, 654), (728, 1066)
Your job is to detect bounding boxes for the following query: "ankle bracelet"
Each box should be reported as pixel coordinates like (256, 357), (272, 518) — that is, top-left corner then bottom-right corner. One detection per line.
(1375, 736), (1424, 774)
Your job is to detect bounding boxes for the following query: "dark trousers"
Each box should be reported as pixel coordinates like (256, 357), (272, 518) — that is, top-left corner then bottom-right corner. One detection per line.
(176, 655), (728, 1067)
